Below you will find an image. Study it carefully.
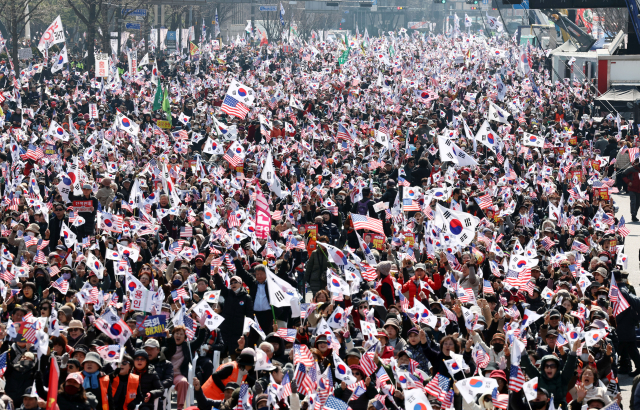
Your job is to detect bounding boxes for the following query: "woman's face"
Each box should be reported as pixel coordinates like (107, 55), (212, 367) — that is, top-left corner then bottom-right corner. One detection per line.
(23, 287), (33, 298)
(562, 300), (572, 312)
(582, 369), (595, 386)
(442, 338), (455, 355)
(140, 274), (151, 287)
(408, 333), (420, 346)
(315, 293), (327, 303)
(174, 329), (186, 344)
(53, 345), (64, 355)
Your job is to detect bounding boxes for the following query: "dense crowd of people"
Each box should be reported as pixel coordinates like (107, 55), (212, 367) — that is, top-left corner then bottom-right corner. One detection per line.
(0, 21), (638, 410)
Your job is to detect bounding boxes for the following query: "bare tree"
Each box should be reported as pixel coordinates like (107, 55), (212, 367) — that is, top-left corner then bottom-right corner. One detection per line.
(66, 0), (144, 68)
(596, 8), (628, 39)
(290, 8), (340, 41)
(0, 0), (47, 71)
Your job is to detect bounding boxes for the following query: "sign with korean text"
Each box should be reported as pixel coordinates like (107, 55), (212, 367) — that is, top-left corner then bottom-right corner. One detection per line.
(136, 315), (167, 337)
(95, 53), (109, 78)
(73, 200), (94, 213)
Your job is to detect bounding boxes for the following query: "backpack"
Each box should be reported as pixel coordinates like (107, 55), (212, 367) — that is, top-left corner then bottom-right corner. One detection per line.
(356, 199), (371, 216)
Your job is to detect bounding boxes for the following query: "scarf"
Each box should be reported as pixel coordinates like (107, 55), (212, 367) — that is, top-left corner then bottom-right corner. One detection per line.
(82, 370), (100, 389)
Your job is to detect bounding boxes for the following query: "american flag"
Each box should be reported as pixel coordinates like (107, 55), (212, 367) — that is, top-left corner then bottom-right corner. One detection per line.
(281, 372), (292, 398)
(351, 214), (384, 235)
(425, 373), (450, 399)
(541, 236), (555, 250)
(617, 216), (630, 237)
(180, 226), (193, 238)
(628, 148), (640, 161)
(276, 328), (297, 342)
(24, 236), (38, 247)
(398, 293), (409, 311)
(505, 268), (531, 288)
(509, 365), (525, 392)
(492, 387), (509, 409)
(171, 288), (189, 304)
(375, 367), (391, 389)
(610, 275), (630, 316)
(336, 123), (354, 141)
(293, 344), (316, 367)
(235, 383), (250, 410)
(350, 385), (367, 401)
(223, 147), (245, 167)
(221, 95), (250, 119)
(183, 314), (197, 340)
(360, 346), (377, 376)
(473, 346), (490, 368)
(483, 279), (494, 294)
(571, 240), (589, 253)
(294, 363), (316, 395)
(0, 352), (6, 377)
(225, 253), (236, 272)
(34, 250), (47, 264)
(324, 396), (350, 410)
(317, 367), (334, 406)
(52, 277), (69, 294)
(474, 194), (493, 210)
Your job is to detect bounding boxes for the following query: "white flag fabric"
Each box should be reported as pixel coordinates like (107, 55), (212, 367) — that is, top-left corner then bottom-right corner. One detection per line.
(266, 267), (298, 307)
(522, 132), (545, 148)
(456, 377), (499, 403)
(203, 138), (224, 155)
(226, 79), (256, 106)
(488, 102), (511, 124)
(475, 120), (500, 152)
(522, 377), (539, 401)
(434, 204), (480, 245)
(51, 45), (68, 73)
(86, 252), (105, 279)
(38, 16), (66, 52)
(261, 150), (276, 183)
(405, 388), (433, 410)
(332, 352), (358, 385)
(138, 53), (150, 67)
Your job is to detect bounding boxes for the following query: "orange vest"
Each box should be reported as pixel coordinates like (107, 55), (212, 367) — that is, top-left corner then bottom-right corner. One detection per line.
(110, 373), (140, 410)
(98, 375), (111, 410)
(201, 362), (246, 400)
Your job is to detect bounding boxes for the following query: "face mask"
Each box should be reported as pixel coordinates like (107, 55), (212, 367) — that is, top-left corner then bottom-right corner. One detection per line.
(172, 279), (182, 287)
(530, 401), (547, 410)
(580, 353), (589, 361)
(65, 385), (79, 395)
(583, 383), (593, 390)
(121, 241), (129, 247)
(63, 273), (71, 280)
(493, 344), (504, 353)
(108, 244), (114, 249)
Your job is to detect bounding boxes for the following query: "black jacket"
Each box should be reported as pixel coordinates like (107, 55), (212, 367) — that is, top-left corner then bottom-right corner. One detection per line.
(56, 391), (94, 410)
(149, 353), (174, 390)
(48, 214), (69, 250)
(132, 364), (165, 409)
(214, 267), (254, 353)
(163, 331), (205, 378)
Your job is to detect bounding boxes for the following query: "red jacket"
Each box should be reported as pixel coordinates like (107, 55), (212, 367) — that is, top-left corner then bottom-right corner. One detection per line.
(400, 273), (442, 307)
(376, 275), (396, 308)
(623, 165), (640, 193)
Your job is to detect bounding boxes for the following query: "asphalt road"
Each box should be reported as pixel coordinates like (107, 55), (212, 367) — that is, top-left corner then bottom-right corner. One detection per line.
(612, 192), (639, 407)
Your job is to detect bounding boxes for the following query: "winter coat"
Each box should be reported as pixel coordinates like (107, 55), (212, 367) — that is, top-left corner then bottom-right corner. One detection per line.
(163, 330), (205, 378)
(334, 381), (378, 410)
(149, 353), (174, 389)
(305, 249), (330, 292)
(56, 391), (94, 410)
(622, 165), (640, 193)
(617, 285), (640, 342)
(96, 187), (116, 208)
(132, 364), (165, 409)
(521, 353), (577, 409)
(213, 272), (254, 353)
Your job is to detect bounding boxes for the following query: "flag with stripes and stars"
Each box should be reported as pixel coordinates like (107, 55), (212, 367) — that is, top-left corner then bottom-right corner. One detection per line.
(221, 94), (250, 119)
(183, 314), (197, 340)
(360, 346), (377, 376)
(571, 240), (589, 253)
(509, 365), (525, 392)
(483, 279), (494, 294)
(276, 328), (297, 342)
(0, 352), (6, 377)
(424, 373), (450, 398)
(293, 344), (315, 367)
(51, 276), (69, 294)
(617, 216), (630, 237)
(492, 387), (509, 409)
(610, 274), (630, 316)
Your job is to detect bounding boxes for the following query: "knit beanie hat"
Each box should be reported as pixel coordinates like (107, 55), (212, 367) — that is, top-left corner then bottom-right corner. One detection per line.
(378, 261), (392, 277)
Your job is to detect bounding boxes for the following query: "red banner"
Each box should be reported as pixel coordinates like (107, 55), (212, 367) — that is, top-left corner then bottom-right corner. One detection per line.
(46, 356), (60, 410)
(254, 189), (271, 239)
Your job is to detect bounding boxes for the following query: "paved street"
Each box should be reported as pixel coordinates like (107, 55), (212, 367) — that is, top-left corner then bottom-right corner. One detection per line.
(612, 193), (639, 407)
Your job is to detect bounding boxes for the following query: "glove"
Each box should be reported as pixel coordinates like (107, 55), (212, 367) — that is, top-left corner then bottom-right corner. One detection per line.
(61, 352), (69, 369)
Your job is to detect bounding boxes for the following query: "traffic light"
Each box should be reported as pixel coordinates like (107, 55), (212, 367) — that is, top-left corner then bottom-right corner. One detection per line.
(465, 0), (478, 4)
(433, 0), (446, 3)
(397, 6), (403, 9)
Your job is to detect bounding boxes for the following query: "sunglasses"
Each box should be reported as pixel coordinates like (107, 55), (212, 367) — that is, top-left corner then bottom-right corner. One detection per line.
(230, 280), (239, 285)
(353, 372), (361, 376)
(544, 363), (557, 369)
